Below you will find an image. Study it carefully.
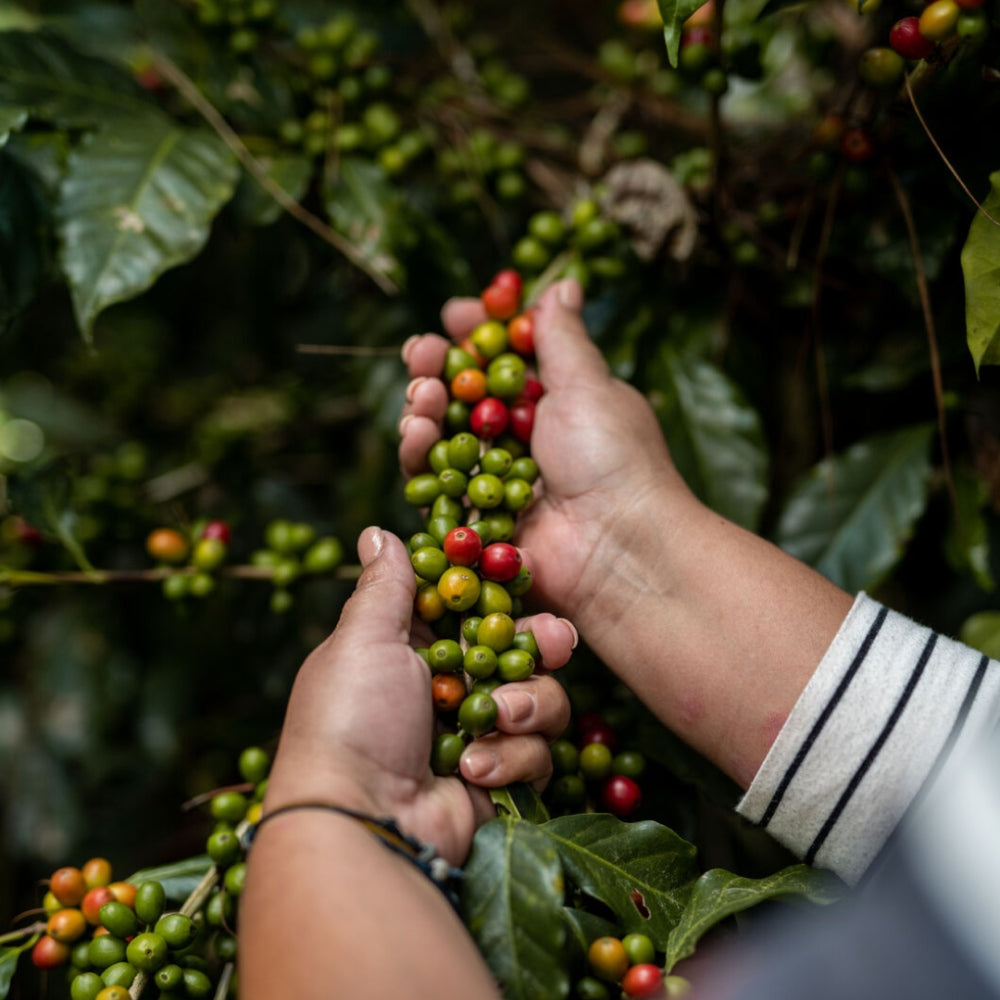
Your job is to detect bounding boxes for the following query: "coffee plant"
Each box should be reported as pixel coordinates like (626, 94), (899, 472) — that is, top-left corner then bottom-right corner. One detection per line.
(0, 0), (998, 996)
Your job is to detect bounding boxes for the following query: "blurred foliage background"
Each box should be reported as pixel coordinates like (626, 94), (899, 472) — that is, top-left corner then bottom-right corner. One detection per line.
(0, 0), (999, 958)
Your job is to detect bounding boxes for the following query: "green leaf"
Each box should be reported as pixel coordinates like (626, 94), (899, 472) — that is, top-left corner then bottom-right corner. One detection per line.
(658, 0), (712, 66)
(962, 172), (1000, 374)
(0, 152), (52, 329)
(490, 782), (550, 824)
(0, 29), (150, 126)
(665, 864), (842, 970)
(960, 611), (1000, 659)
(774, 425), (934, 593)
(323, 156), (404, 286)
(232, 153), (313, 227)
(944, 463), (994, 591)
(57, 118), (239, 339)
(462, 816), (569, 1000)
(542, 814), (698, 944)
(0, 934), (38, 999)
(126, 855), (213, 902)
(0, 106), (26, 148)
(649, 346), (770, 531)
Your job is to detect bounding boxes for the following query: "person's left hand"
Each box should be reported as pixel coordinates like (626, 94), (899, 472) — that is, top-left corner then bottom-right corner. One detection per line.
(262, 526), (576, 865)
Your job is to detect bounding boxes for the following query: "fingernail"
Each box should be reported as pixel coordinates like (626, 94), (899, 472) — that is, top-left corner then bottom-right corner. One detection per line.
(496, 690), (534, 724)
(559, 618), (579, 650)
(401, 335), (420, 364)
(398, 413), (414, 436)
(359, 527), (385, 567)
(462, 748), (498, 780)
(405, 377), (427, 403)
(558, 279), (583, 312)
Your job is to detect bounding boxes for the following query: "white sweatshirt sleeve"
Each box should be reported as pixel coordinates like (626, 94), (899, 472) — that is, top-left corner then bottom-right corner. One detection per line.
(736, 592), (1000, 885)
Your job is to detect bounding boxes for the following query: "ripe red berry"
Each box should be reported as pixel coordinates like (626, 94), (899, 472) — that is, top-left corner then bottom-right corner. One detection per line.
(681, 24), (713, 47)
(81, 885), (116, 925)
(840, 126), (875, 164)
(31, 934), (70, 969)
(508, 398), (535, 443)
(492, 269), (523, 293)
(579, 721), (618, 752)
(601, 774), (642, 817)
(443, 527), (483, 567)
(889, 16), (936, 59)
(481, 282), (520, 321)
(622, 963), (664, 998)
(521, 377), (545, 403)
(470, 397), (510, 438)
(479, 542), (523, 582)
(507, 312), (535, 355)
(200, 520), (231, 544)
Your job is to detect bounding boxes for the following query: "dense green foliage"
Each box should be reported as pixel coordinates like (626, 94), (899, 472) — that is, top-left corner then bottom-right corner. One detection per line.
(1, 0), (999, 995)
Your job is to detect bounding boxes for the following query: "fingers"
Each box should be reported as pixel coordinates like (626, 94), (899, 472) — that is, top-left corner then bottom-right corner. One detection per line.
(442, 297), (489, 340)
(492, 674), (572, 741)
(332, 528), (416, 647)
(399, 414), (445, 477)
(401, 333), (450, 378)
(533, 279), (611, 392)
(513, 612), (578, 671)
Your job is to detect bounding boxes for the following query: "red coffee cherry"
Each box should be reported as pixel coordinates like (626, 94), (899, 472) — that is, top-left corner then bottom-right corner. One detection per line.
(481, 282), (520, 321)
(479, 542), (522, 582)
(622, 963), (665, 998)
(443, 527), (483, 567)
(470, 397), (510, 438)
(601, 774), (642, 817)
(889, 16), (936, 59)
(508, 398), (535, 443)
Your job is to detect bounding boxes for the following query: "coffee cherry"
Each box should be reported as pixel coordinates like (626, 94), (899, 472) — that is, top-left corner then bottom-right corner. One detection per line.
(154, 964), (184, 992)
(481, 281), (520, 321)
(507, 399), (535, 443)
(146, 528), (189, 565)
(622, 963), (664, 998)
(476, 580), (514, 616)
(437, 565), (481, 611)
(207, 829), (241, 867)
(134, 881), (166, 926)
(48, 907), (87, 943)
(622, 933), (656, 966)
(859, 47), (904, 88)
(210, 790), (249, 824)
(442, 527), (483, 567)
(840, 127), (875, 164)
(451, 367), (488, 403)
(200, 519), (231, 545)
(507, 312), (535, 355)
(81, 886), (116, 925)
(81, 857), (113, 889)
(154, 913), (198, 950)
(497, 648), (535, 682)
(601, 774), (643, 817)
(88, 934), (127, 971)
(470, 397), (509, 438)
(479, 542), (522, 582)
(575, 975), (612, 1000)
(580, 741), (613, 780)
(431, 731), (467, 776)
(182, 968), (213, 998)
(303, 536), (344, 574)
(432, 672), (467, 711)
(486, 354), (527, 399)
(50, 867), (88, 906)
(463, 644), (499, 679)
(477, 612), (516, 652)
(458, 691), (499, 737)
(918, 0), (960, 40)
(428, 638), (464, 673)
(588, 936), (629, 982)
(126, 932), (168, 972)
(444, 347), (481, 381)
(405, 473), (443, 506)
(94, 988), (130, 1000)
(889, 16), (936, 59)
(470, 321), (509, 360)
(70, 971), (104, 1000)
(224, 861), (247, 897)
(32, 933), (71, 969)
(238, 746), (271, 784)
(446, 432), (481, 471)
(99, 901), (137, 939)
(412, 545), (449, 581)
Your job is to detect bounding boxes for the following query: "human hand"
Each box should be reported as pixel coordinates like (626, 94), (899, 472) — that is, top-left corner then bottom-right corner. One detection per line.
(400, 278), (698, 629)
(262, 526), (575, 865)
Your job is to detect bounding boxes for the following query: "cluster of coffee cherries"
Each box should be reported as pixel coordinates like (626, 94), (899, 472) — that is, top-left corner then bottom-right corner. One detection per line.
(146, 518), (344, 612)
(31, 860), (211, 999)
(576, 933), (690, 999)
(28, 745), (270, 998)
(547, 710), (647, 819)
(403, 269), (545, 774)
(512, 200), (628, 297)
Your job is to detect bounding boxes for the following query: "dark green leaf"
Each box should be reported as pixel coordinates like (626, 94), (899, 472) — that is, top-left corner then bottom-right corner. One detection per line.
(126, 855), (213, 902)
(462, 816), (569, 1000)
(0, 29), (150, 126)
(561, 907), (620, 969)
(323, 156), (404, 285)
(962, 172), (1000, 374)
(232, 153), (313, 227)
(944, 463), (994, 591)
(658, 0), (712, 66)
(960, 611), (1000, 659)
(774, 425), (934, 593)
(665, 864), (842, 970)
(0, 935), (38, 999)
(57, 119), (239, 339)
(0, 106), (27, 148)
(0, 152), (52, 329)
(542, 814), (698, 945)
(649, 346), (770, 531)
(490, 782), (550, 824)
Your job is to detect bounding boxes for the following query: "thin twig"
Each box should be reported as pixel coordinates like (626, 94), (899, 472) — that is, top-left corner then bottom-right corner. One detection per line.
(904, 72), (1000, 226)
(886, 161), (958, 517)
(296, 344), (400, 356)
(148, 50), (401, 295)
(0, 564), (362, 587)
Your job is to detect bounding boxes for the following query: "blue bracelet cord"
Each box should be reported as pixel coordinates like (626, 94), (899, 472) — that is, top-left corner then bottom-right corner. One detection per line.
(244, 802), (464, 909)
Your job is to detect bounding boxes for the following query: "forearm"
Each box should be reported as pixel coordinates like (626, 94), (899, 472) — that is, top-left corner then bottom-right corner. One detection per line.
(239, 809), (501, 1000)
(577, 488), (854, 789)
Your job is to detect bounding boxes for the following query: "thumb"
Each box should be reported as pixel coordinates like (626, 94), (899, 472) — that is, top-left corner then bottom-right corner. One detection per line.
(533, 279), (611, 392)
(335, 527), (416, 646)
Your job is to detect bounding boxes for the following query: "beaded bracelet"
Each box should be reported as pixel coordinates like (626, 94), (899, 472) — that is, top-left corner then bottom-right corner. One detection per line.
(244, 801), (464, 910)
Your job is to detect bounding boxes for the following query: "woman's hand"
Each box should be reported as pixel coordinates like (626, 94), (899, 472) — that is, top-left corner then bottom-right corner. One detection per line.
(262, 526), (575, 865)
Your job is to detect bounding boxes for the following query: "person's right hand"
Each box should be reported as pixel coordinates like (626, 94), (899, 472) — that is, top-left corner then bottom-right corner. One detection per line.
(399, 278), (698, 631)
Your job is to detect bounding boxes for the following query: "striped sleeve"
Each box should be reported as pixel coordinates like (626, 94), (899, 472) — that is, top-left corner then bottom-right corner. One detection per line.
(736, 592), (1000, 885)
